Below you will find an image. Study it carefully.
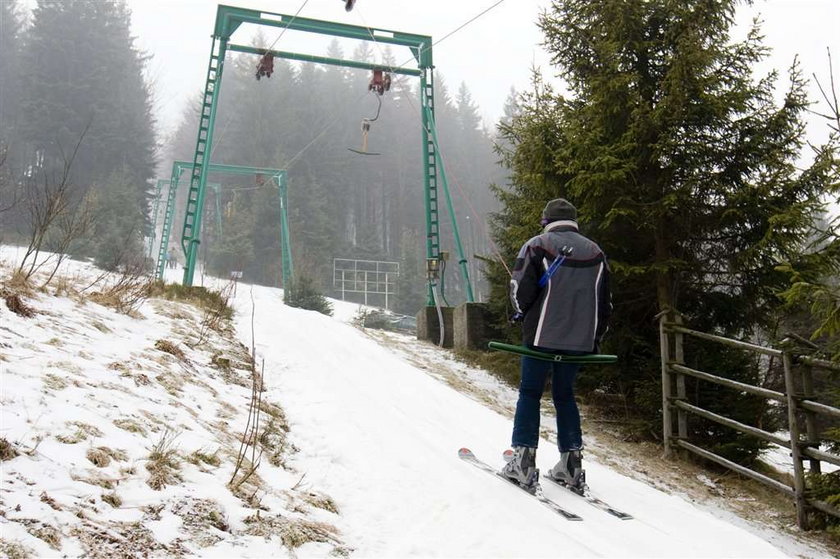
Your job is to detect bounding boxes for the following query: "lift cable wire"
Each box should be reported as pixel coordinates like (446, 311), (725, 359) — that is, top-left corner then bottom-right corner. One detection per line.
(265, 0), (312, 53)
(355, 1), (513, 278)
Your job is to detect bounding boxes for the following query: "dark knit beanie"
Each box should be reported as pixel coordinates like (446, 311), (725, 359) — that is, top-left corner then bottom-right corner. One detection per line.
(542, 198), (577, 222)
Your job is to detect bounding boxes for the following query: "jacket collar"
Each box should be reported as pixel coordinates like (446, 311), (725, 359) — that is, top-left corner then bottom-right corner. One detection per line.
(543, 220), (579, 233)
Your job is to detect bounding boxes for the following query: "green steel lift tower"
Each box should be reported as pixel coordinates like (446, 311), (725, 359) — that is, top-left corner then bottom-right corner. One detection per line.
(156, 160), (290, 287)
(181, 4), (473, 304)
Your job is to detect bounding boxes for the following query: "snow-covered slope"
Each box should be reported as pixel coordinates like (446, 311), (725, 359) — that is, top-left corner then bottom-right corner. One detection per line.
(235, 283), (832, 558)
(1, 251), (834, 557)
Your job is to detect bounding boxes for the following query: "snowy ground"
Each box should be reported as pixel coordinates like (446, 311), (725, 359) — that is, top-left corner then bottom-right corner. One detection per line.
(1, 247), (837, 557)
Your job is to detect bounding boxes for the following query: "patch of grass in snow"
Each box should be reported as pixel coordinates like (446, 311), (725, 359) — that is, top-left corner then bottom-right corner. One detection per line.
(3, 291), (36, 318)
(86, 446), (128, 468)
(146, 430), (182, 490)
(70, 520), (173, 557)
(40, 491), (61, 511)
(243, 513), (341, 549)
(300, 491), (340, 514)
(18, 519), (61, 551)
(171, 497), (228, 548)
(47, 360), (82, 375)
(0, 538), (33, 559)
(186, 448), (221, 468)
(155, 371), (185, 396)
(216, 401), (237, 420)
(55, 421), (103, 444)
(101, 492), (122, 508)
(42, 373), (68, 391)
(0, 437), (20, 461)
(90, 319), (111, 333)
(260, 418), (290, 468)
(154, 339), (186, 361)
(71, 470), (117, 490)
(113, 418), (146, 436)
(149, 282), (233, 320)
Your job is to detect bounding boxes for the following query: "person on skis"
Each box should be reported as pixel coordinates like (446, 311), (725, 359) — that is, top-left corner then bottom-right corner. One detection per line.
(501, 198), (611, 492)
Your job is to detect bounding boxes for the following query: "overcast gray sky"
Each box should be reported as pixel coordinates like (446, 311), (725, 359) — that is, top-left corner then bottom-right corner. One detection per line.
(124, 0), (839, 144)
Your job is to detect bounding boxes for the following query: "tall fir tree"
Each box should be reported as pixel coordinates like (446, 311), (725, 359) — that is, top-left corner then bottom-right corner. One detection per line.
(17, 0), (156, 259)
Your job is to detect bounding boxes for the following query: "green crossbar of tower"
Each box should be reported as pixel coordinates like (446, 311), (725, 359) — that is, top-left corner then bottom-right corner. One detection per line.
(181, 5), (473, 304)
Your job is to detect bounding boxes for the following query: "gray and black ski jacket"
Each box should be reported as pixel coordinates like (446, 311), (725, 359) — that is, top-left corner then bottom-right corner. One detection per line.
(509, 220), (611, 352)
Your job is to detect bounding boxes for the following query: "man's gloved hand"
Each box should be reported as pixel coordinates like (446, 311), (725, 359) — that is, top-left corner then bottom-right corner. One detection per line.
(509, 311), (524, 324)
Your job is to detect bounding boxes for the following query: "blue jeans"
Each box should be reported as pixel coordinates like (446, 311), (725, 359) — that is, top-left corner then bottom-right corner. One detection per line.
(511, 352), (583, 452)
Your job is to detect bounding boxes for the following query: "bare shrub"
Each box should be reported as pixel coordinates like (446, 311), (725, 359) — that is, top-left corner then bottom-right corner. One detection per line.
(190, 280), (235, 348)
(89, 260), (153, 315)
(41, 190), (97, 288)
(17, 124), (89, 281)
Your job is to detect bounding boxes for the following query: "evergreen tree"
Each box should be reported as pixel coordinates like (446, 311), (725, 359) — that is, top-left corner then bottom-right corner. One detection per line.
(17, 0), (156, 245)
(0, 0), (22, 147)
(91, 166), (147, 271)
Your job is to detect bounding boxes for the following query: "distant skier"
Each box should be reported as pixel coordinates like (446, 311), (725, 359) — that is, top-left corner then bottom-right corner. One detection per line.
(502, 198), (611, 492)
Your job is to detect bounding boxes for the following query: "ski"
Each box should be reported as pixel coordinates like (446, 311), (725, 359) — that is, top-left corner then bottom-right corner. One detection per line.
(458, 448), (583, 521)
(542, 475), (633, 520)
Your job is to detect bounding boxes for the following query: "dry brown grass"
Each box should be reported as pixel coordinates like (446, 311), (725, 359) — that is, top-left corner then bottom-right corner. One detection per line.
(154, 339), (186, 360)
(55, 422), (103, 444)
(113, 418), (147, 436)
(0, 538), (33, 559)
(3, 291), (36, 318)
(19, 520), (61, 551)
(146, 430), (181, 490)
(86, 446), (128, 468)
(243, 513), (342, 549)
(171, 498), (228, 548)
(101, 492), (122, 508)
(0, 437), (19, 461)
(70, 520), (174, 558)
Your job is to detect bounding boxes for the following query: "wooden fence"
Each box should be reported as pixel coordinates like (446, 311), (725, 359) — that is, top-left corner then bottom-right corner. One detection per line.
(659, 311), (840, 529)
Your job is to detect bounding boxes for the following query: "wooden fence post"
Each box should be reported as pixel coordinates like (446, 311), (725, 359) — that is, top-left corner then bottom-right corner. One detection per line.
(674, 313), (687, 442)
(801, 364), (822, 475)
(660, 311), (673, 457)
(782, 350), (809, 529)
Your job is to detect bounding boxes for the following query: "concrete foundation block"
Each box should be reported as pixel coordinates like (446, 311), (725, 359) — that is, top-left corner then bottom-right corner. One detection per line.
(416, 306), (454, 348)
(454, 302), (493, 351)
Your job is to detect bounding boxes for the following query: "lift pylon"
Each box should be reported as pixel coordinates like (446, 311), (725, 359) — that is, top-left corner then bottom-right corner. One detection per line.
(155, 160), (290, 288)
(184, 5), (473, 304)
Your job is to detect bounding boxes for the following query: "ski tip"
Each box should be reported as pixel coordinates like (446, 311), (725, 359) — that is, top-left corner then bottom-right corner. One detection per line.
(458, 447), (474, 458)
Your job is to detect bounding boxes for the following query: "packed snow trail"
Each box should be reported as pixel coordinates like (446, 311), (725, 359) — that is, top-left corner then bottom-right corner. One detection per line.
(233, 283), (807, 558)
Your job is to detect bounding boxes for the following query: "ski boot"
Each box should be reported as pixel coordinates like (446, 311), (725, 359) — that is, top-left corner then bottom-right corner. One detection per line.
(548, 449), (586, 494)
(501, 446), (540, 494)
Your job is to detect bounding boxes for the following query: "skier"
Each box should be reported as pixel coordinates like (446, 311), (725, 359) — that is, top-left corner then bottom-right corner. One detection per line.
(501, 198), (611, 492)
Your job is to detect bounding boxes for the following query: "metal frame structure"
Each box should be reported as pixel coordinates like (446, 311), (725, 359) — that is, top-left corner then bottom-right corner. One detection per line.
(333, 258), (399, 309)
(155, 160), (290, 287)
(183, 4), (473, 303)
